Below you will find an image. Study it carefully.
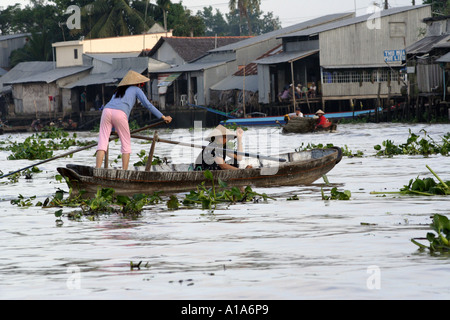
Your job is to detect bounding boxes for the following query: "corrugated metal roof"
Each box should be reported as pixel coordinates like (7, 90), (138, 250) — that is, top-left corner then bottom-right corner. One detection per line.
(209, 12), (354, 53)
(85, 52), (141, 65)
(152, 60), (230, 73)
(210, 75), (258, 92)
(436, 52), (450, 63)
(62, 73), (117, 89)
(406, 34), (450, 55)
(143, 36), (253, 63)
(280, 5), (430, 38)
(234, 45), (283, 76)
(1, 61), (55, 85)
(255, 49), (319, 65)
(6, 65), (92, 84)
(64, 57), (150, 88)
(0, 33), (30, 41)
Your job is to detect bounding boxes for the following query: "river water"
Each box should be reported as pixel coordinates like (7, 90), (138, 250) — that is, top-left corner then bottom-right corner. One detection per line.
(0, 122), (449, 300)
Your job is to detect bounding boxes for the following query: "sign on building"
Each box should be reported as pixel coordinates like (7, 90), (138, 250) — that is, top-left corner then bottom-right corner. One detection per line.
(384, 50), (406, 62)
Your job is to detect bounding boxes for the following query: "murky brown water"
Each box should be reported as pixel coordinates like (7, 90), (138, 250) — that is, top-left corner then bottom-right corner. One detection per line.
(0, 122), (449, 299)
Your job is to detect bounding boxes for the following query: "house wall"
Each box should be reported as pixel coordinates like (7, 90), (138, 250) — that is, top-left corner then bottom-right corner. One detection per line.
(319, 6), (431, 99)
(81, 32), (172, 54)
(204, 63), (233, 105)
(0, 35), (29, 68)
(13, 83), (59, 114)
(56, 70), (92, 112)
(54, 42), (84, 68)
(319, 6), (431, 68)
(151, 42), (184, 66)
(53, 32), (171, 68)
(322, 79), (403, 98)
(234, 38), (281, 66)
(258, 64), (271, 104)
(416, 63), (443, 93)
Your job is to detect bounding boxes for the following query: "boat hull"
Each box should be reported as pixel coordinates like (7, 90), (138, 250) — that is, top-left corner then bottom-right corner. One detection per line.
(282, 117), (337, 134)
(220, 108), (380, 127)
(57, 148), (342, 197)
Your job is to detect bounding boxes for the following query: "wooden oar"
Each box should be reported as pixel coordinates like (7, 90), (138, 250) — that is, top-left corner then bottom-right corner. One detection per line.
(130, 134), (287, 163)
(0, 119), (166, 179)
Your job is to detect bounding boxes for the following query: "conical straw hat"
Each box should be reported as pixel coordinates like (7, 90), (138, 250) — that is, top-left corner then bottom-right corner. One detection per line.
(315, 109), (325, 115)
(206, 125), (237, 141)
(118, 70), (150, 87)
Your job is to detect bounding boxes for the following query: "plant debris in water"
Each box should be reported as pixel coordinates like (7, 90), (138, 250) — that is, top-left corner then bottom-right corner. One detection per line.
(374, 129), (449, 157)
(321, 187), (351, 200)
(0, 127), (96, 160)
(371, 165), (449, 196)
(296, 143), (363, 157)
(174, 170), (274, 210)
(10, 170), (273, 221)
(411, 214), (450, 253)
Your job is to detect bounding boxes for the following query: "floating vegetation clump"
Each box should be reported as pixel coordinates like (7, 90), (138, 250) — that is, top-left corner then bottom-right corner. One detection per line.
(174, 170), (273, 210)
(10, 170), (273, 223)
(411, 214), (450, 253)
(10, 187), (163, 221)
(296, 142), (363, 157)
(374, 129), (449, 157)
(371, 165), (449, 196)
(321, 187), (351, 200)
(1, 127), (96, 160)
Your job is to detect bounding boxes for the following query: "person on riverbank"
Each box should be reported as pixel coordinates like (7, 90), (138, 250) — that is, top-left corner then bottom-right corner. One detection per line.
(95, 70), (172, 170)
(314, 109), (332, 129)
(194, 125), (252, 171)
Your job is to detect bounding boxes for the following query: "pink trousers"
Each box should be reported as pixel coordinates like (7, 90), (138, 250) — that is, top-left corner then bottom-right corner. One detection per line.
(97, 108), (131, 154)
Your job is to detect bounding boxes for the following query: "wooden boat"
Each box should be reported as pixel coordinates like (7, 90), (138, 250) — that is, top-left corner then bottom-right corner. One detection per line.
(282, 117), (337, 134)
(57, 147), (342, 197)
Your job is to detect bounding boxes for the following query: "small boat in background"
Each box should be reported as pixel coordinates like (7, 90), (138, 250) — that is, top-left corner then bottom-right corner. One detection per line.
(220, 108), (380, 127)
(282, 117), (337, 134)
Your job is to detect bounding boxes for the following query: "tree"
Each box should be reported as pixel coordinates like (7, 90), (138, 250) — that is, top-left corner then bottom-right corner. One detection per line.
(197, 6), (231, 36)
(3, 2), (64, 66)
(422, 0), (450, 16)
(9, 32), (53, 66)
(228, 0), (261, 35)
(156, 0), (171, 31)
(81, 0), (151, 38)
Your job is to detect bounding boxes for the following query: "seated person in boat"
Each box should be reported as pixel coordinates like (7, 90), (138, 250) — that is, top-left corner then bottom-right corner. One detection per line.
(287, 108), (304, 118)
(314, 109), (332, 129)
(194, 125), (251, 171)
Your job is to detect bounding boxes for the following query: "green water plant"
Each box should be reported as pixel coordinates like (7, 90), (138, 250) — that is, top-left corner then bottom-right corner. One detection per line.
(2, 127), (96, 160)
(10, 194), (36, 207)
(321, 187), (351, 200)
(296, 142), (363, 157)
(371, 165), (449, 196)
(411, 214), (450, 253)
(133, 149), (163, 167)
(177, 170), (273, 210)
(374, 130), (449, 157)
(39, 187), (162, 217)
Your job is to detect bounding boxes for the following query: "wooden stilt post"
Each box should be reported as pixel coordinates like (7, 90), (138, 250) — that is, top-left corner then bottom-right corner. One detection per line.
(104, 146), (109, 169)
(145, 131), (158, 172)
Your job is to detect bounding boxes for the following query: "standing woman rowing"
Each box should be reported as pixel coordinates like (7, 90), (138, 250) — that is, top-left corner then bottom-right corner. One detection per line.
(95, 70), (172, 170)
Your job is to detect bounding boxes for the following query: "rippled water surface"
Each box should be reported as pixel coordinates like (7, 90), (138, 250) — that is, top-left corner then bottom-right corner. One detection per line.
(0, 122), (449, 299)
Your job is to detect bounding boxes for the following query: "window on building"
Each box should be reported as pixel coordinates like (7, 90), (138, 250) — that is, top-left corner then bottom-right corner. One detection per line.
(74, 49), (78, 59)
(322, 69), (403, 84)
(389, 22), (406, 38)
